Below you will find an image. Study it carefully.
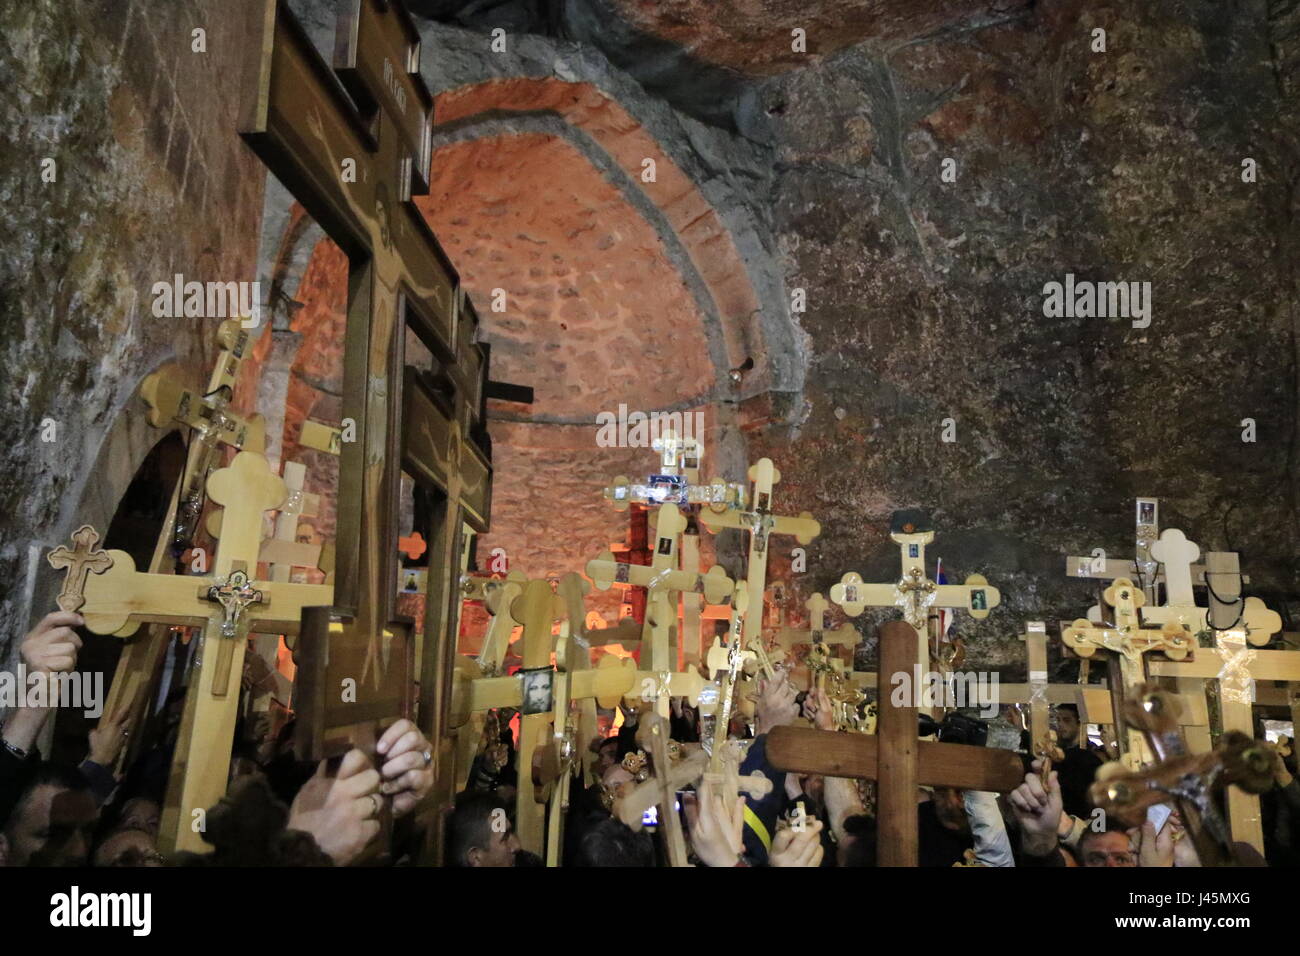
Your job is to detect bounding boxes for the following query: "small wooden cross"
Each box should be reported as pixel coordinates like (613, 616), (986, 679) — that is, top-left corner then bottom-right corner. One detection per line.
(830, 513), (999, 676)
(1061, 577), (1193, 768)
(699, 459), (820, 648)
(766, 621), (1024, 866)
(776, 592), (858, 692)
(47, 525), (114, 613)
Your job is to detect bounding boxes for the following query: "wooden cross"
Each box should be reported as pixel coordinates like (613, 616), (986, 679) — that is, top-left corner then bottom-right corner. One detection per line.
(76, 452), (333, 853)
(1016, 621), (1062, 775)
(508, 579), (561, 856)
(1061, 577), (1193, 768)
(830, 513), (999, 673)
(696, 586), (771, 801)
(586, 505), (733, 696)
(1065, 502), (1247, 614)
(777, 592), (858, 689)
(140, 319), (267, 566)
(558, 573), (704, 721)
(532, 577), (656, 865)
(602, 428), (743, 514)
(766, 621), (1024, 866)
(602, 475), (745, 512)
(446, 572), (524, 792)
(246, 461), (317, 720)
(537, 628), (581, 867)
(239, 0), (493, 864)
(699, 459), (820, 649)
(47, 525), (113, 613)
(1146, 574), (1286, 857)
(1064, 496), (1161, 605)
(1089, 684), (1276, 866)
(455, 578), (634, 857)
(1141, 528), (1215, 752)
(101, 319), (272, 778)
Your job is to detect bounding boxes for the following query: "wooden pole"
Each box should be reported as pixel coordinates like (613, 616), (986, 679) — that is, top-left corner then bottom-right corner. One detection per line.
(877, 620), (918, 867)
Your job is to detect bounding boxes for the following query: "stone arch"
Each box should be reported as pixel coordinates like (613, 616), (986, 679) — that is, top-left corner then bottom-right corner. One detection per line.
(430, 76), (804, 408)
(54, 377), (183, 553)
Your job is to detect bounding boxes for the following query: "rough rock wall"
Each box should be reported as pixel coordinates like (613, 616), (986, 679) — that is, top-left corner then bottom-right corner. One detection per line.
(0, 0), (267, 662)
(743, 0), (1300, 674)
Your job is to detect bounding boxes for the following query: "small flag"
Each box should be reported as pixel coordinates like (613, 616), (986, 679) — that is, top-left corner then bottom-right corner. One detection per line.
(935, 559), (952, 640)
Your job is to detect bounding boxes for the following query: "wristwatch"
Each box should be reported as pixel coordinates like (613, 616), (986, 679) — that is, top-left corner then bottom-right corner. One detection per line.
(1, 728), (29, 760)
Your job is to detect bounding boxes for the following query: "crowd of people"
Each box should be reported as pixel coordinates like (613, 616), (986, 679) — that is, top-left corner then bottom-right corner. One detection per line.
(5, 608), (1300, 866)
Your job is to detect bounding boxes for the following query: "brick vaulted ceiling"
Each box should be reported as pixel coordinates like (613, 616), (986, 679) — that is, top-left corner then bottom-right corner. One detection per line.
(416, 132), (715, 418)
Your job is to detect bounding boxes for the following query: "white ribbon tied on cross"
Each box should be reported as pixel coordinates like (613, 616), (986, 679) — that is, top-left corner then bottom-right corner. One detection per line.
(1216, 631), (1257, 705)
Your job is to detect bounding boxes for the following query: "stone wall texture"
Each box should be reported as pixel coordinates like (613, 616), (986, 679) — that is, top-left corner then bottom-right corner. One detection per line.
(0, 0), (267, 665)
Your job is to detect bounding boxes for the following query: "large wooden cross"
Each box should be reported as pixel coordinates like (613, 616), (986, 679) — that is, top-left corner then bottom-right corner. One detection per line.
(74, 452), (333, 853)
(830, 513), (999, 674)
(766, 621), (1024, 866)
(240, 0), (493, 864)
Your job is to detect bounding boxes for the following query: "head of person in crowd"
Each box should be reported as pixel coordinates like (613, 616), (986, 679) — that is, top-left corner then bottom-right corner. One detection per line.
(570, 816), (655, 867)
(929, 786), (970, 835)
(1055, 704), (1083, 749)
(0, 764), (98, 867)
(838, 812), (877, 867)
(591, 736), (620, 777)
(447, 791), (520, 867)
(1076, 825), (1137, 867)
(116, 797), (161, 838)
(93, 825), (164, 867)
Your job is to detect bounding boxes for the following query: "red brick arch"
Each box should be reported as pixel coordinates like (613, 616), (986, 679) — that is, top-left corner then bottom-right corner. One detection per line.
(433, 78), (764, 379)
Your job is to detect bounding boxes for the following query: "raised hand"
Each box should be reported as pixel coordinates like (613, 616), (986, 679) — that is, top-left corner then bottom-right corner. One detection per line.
(802, 686), (835, 731)
(21, 610), (84, 674)
(770, 816), (825, 867)
(87, 695), (134, 769)
(684, 776), (745, 867)
(1008, 758), (1063, 857)
(1136, 817), (1175, 867)
(754, 673), (800, 735)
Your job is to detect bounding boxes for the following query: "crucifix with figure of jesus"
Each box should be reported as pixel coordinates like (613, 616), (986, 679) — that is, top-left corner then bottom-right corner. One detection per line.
(830, 511), (999, 683)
